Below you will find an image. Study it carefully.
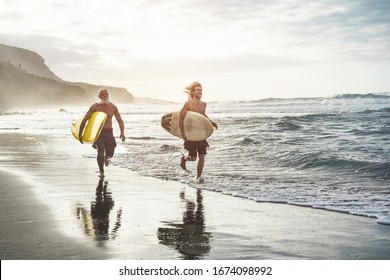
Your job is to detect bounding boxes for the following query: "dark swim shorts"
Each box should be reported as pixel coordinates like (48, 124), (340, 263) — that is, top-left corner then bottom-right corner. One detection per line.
(184, 140), (209, 157)
(93, 128), (117, 157)
(95, 128), (117, 147)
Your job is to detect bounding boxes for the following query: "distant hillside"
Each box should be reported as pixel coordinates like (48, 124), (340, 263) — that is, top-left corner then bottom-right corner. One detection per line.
(0, 62), (92, 110)
(0, 44), (60, 81)
(0, 44), (134, 110)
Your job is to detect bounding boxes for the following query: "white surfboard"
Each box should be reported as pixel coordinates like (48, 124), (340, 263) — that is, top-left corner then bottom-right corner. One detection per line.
(161, 111), (214, 141)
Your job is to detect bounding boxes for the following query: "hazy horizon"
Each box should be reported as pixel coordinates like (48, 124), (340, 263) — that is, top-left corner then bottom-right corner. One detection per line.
(1, 0), (389, 103)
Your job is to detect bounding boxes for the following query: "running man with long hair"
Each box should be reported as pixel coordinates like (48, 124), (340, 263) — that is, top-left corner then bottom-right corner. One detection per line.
(179, 81), (218, 183)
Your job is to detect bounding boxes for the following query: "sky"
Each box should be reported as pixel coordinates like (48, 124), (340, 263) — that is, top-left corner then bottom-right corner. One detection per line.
(1, 0), (389, 102)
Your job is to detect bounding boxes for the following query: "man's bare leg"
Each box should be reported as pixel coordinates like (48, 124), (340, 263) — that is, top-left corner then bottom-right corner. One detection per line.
(180, 156), (196, 171)
(197, 154), (205, 179)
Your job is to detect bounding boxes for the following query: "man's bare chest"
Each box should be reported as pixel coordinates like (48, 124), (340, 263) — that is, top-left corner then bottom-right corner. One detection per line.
(188, 102), (205, 114)
(94, 104), (116, 116)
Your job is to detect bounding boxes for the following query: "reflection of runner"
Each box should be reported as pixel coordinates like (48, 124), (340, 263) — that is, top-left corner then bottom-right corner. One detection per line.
(76, 179), (122, 241)
(157, 189), (211, 259)
(91, 179), (115, 240)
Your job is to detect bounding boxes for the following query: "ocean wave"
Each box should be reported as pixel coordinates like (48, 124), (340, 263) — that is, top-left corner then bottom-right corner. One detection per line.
(360, 107), (390, 114)
(275, 117), (302, 130)
(332, 93), (390, 99)
(347, 127), (390, 136)
(237, 137), (256, 145)
(298, 155), (367, 170)
(128, 136), (158, 141)
(159, 144), (180, 153)
(0, 111), (34, 116)
(272, 110), (388, 129)
(292, 154), (390, 179)
(215, 93), (390, 106)
(0, 127), (20, 130)
(274, 114), (336, 130)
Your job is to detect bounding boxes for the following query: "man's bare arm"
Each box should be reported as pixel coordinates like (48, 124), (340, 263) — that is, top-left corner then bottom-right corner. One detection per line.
(114, 111), (125, 142)
(179, 102), (189, 140)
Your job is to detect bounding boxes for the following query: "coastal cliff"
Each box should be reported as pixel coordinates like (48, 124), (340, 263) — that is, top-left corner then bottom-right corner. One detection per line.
(0, 44), (134, 110)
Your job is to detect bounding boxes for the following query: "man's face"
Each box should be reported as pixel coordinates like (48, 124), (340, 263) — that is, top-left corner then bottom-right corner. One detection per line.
(99, 90), (109, 101)
(193, 86), (202, 99)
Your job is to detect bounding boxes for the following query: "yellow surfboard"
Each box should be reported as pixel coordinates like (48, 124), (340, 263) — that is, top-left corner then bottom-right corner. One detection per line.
(71, 112), (107, 143)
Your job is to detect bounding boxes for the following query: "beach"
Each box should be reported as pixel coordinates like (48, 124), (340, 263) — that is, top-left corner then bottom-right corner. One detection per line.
(1, 132), (390, 260)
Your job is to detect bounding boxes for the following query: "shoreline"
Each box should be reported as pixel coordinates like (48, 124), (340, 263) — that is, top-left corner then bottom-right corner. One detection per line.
(0, 168), (108, 259)
(1, 132), (390, 260)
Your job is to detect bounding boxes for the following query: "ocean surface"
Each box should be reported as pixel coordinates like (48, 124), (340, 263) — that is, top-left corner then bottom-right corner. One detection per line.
(1, 93), (390, 225)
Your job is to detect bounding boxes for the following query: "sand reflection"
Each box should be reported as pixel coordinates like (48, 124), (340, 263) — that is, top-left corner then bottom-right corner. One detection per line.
(157, 189), (211, 259)
(76, 179), (122, 243)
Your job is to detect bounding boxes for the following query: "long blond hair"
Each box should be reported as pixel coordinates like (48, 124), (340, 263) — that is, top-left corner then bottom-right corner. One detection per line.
(184, 81), (202, 100)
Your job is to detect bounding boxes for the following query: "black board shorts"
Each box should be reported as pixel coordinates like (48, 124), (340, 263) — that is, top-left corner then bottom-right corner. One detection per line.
(95, 128), (117, 147)
(184, 140), (209, 157)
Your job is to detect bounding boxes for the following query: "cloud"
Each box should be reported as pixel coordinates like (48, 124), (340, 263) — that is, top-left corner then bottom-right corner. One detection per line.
(2, 0), (389, 62)
(264, 0), (390, 61)
(188, 0), (390, 61)
(125, 53), (297, 81)
(1, 0), (389, 101)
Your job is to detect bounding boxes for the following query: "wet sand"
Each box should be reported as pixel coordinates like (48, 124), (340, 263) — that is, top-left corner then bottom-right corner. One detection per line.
(1, 133), (390, 260)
